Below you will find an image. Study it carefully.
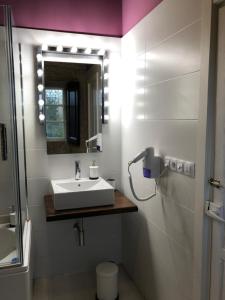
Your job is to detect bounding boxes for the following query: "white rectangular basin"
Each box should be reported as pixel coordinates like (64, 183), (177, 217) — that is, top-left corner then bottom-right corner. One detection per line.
(51, 177), (115, 210)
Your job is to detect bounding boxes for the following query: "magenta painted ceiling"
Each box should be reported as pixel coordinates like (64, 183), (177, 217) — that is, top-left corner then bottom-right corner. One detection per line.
(0, 0), (163, 37)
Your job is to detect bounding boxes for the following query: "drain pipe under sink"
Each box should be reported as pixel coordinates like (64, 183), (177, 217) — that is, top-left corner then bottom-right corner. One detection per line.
(73, 218), (85, 247)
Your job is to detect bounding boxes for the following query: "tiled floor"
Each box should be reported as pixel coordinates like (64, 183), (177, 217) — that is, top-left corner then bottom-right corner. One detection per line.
(33, 266), (144, 300)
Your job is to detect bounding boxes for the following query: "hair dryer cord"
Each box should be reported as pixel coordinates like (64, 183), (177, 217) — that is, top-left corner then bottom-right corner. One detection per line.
(128, 164), (167, 202)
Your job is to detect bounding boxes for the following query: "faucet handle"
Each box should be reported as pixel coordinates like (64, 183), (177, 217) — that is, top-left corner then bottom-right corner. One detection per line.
(75, 161), (81, 180)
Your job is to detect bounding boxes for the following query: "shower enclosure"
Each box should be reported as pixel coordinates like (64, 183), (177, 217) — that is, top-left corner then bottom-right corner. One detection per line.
(0, 3), (29, 274)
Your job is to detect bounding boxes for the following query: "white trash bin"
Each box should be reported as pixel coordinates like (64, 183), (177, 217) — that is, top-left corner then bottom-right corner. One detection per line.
(96, 262), (119, 300)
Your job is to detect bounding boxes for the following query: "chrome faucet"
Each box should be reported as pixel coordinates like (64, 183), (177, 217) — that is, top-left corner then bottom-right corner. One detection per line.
(75, 161), (81, 180)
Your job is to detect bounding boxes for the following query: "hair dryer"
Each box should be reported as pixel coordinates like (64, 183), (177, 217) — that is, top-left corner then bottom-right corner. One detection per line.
(128, 147), (161, 179)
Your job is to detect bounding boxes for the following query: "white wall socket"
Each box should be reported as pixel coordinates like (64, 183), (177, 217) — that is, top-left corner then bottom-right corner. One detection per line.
(176, 161), (184, 173)
(164, 156), (195, 177)
(184, 161), (195, 177)
(170, 159), (177, 171)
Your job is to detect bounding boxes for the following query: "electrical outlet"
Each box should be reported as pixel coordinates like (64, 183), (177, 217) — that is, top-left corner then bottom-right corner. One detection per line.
(170, 159), (177, 171)
(164, 157), (170, 168)
(176, 161), (184, 173)
(164, 156), (195, 177)
(184, 161), (195, 177)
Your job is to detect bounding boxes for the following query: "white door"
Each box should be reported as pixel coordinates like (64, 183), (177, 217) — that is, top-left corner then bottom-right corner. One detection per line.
(208, 4), (225, 300)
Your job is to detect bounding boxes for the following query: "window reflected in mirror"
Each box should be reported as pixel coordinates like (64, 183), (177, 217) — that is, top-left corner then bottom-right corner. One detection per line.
(45, 88), (65, 139)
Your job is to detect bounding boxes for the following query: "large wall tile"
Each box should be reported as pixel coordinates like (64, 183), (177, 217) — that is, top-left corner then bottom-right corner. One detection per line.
(122, 120), (197, 162)
(145, 21), (201, 85)
(144, 0), (201, 50)
(26, 149), (49, 179)
(144, 72), (200, 120)
(27, 178), (50, 206)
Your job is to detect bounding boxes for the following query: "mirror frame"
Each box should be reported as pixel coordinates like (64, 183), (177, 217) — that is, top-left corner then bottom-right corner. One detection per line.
(35, 45), (109, 128)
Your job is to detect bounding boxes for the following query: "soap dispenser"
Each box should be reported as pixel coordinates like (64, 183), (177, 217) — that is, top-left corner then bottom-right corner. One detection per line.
(89, 160), (99, 180)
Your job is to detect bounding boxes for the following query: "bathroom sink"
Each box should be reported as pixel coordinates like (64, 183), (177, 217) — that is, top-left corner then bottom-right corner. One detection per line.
(50, 177), (115, 210)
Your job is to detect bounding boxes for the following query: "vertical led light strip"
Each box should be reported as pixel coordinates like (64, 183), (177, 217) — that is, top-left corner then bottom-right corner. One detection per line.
(36, 45), (109, 125)
(103, 51), (109, 123)
(36, 46), (45, 123)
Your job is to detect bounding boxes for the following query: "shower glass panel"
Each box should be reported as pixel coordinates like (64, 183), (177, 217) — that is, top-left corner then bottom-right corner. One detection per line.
(0, 5), (24, 268)
(12, 12), (29, 231)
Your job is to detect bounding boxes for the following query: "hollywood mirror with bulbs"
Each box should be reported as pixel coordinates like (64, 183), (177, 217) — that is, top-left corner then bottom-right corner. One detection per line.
(36, 44), (109, 154)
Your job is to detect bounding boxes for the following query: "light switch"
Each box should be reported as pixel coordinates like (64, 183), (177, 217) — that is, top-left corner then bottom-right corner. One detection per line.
(176, 161), (184, 173)
(184, 161), (195, 177)
(170, 159), (177, 171)
(164, 156), (195, 177)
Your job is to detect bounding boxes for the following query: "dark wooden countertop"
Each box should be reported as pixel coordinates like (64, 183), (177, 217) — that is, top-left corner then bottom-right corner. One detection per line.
(44, 191), (138, 222)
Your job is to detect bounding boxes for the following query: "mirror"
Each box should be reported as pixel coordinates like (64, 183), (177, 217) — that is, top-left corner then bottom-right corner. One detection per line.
(36, 49), (107, 154)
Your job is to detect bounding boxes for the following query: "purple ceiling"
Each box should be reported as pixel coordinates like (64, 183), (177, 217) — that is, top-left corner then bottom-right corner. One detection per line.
(122, 0), (163, 35)
(0, 0), (162, 37)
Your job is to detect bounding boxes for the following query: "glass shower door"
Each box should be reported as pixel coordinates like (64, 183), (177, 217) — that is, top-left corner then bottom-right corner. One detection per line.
(0, 5), (23, 268)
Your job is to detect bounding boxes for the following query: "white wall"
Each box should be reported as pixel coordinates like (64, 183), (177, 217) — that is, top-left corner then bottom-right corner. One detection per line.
(16, 28), (122, 278)
(121, 1), (201, 300)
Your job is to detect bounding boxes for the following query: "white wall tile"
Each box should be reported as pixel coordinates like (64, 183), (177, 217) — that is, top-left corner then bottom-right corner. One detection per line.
(142, 0), (201, 51)
(29, 204), (48, 232)
(26, 149), (49, 179)
(121, 1), (201, 299)
(27, 178), (50, 206)
(122, 120), (197, 162)
(122, 213), (193, 300)
(145, 21), (201, 85)
(16, 28), (121, 52)
(144, 72), (200, 120)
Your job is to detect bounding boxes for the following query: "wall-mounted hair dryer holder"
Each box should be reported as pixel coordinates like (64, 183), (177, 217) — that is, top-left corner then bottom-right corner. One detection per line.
(128, 147), (161, 179)
(128, 147), (163, 202)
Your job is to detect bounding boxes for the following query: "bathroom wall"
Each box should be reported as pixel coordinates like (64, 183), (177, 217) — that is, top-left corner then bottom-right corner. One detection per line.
(16, 28), (122, 277)
(122, 0), (162, 34)
(121, 0), (201, 299)
(1, 0), (122, 37)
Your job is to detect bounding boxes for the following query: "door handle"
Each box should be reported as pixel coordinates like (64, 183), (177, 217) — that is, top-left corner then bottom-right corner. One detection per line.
(0, 123), (7, 161)
(205, 201), (225, 223)
(206, 210), (225, 223)
(208, 178), (224, 189)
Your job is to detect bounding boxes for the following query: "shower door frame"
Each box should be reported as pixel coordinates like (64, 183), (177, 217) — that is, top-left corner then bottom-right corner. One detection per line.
(0, 5), (23, 269)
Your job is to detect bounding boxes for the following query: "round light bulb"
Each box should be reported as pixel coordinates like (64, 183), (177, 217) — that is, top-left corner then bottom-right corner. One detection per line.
(39, 113), (45, 121)
(71, 46), (78, 53)
(104, 73), (109, 80)
(38, 84), (44, 92)
(36, 53), (43, 62)
(85, 48), (91, 55)
(37, 69), (43, 77)
(41, 44), (48, 51)
(98, 49), (105, 56)
(38, 99), (44, 106)
(57, 45), (63, 52)
(104, 87), (109, 94)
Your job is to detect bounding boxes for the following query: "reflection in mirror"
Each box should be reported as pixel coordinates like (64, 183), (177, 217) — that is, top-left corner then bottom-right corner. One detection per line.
(42, 54), (103, 154)
(37, 49), (104, 154)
